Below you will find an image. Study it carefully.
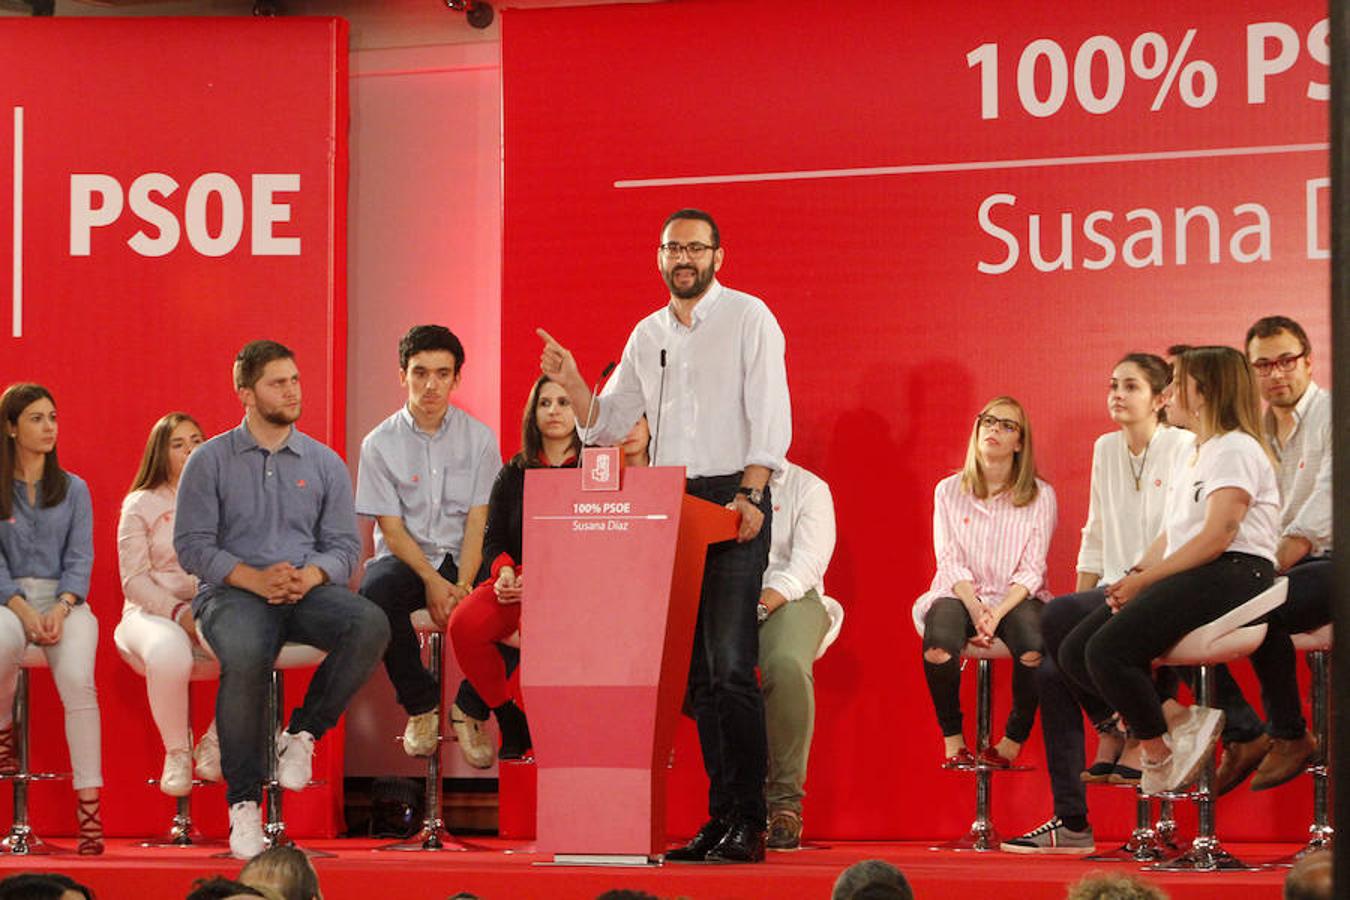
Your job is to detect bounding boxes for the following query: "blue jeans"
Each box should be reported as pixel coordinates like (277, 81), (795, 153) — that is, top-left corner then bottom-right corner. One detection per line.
(198, 584), (391, 805)
(685, 474), (771, 825)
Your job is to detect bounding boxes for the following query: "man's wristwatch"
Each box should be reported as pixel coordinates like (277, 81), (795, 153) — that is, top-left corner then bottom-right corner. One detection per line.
(756, 601), (771, 624)
(737, 486), (764, 505)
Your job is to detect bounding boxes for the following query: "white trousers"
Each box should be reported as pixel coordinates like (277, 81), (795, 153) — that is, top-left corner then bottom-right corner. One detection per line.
(0, 578), (102, 790)
(113, 607), (203, 754)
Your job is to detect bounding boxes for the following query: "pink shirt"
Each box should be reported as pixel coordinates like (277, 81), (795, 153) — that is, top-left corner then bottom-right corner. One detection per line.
(912, 473), (1057, 635)
(118, 485), (197, 619)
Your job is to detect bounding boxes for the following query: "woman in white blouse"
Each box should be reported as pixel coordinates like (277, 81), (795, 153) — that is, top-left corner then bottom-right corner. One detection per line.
(914, 396), (1057, 768)
(1058, 346), (1280, 795)
(1002, 353), (1193, 853)
(114, 413), (218, 796)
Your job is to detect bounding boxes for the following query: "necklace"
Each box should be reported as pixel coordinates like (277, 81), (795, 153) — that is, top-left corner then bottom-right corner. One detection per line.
(1126, 433), (1152, 492)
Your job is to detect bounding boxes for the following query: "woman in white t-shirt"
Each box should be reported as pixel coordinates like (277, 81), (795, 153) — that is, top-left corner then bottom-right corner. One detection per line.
(1058, 346), (1280, 796)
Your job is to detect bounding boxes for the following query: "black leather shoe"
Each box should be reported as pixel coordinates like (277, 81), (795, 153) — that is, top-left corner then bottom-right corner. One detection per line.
(664, 817), (730, 862)
(705, 819), (765, 863)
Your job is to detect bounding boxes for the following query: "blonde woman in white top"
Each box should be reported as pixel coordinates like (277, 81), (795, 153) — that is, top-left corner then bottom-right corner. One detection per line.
(114, 413), (219, 797)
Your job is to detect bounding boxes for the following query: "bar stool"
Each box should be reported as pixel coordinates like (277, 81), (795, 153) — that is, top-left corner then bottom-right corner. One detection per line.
(377, 609), (475, 852)
(199, 637), (329, 854)
(1269, 623), (1333, 867)
(112, 627), (221, 847)
(1147, 577), (1288, 873)
(0, 647), (71, 855)
(929, 638), (1030, 852)
(1085, 788), (1174, 863)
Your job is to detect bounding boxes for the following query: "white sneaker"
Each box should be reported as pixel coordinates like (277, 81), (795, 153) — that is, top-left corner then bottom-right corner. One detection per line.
(402, 708), (440, 758)
(449, 703), (495, 769)
(1140, 740), (1175, 796)
(160, 748), (193, 797)
(194, 721), (222, 783)
(276, 729), (315, 792)
(1166, 705), (1225, 792)
(228, 800), (266, 860)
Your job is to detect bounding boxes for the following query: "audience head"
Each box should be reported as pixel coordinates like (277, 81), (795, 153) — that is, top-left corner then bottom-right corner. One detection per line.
(516, 375), (581, 467)
(962, 395), (1039, 506)
(129, 412), (204, 494)
(831, 858), (913, 900)
(183, 877), (269, 900)
(1065, 872), (1168, 899)
(659, 208), (723, 300)
(1111, 353), (1172, 425)
(1245, 315), (1313, 410)
(595, 892), (662, 900)
(0, 382), (69, 518)
(0, 873), (93, 900)
(233, 340), (301, 426)
(1284, 849), (1333, 900)
(1169, 345), (1267, 453)
(239, 845), (322, 900)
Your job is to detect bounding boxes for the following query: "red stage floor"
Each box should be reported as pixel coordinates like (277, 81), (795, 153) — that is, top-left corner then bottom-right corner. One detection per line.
(0, 837), (1296, 899)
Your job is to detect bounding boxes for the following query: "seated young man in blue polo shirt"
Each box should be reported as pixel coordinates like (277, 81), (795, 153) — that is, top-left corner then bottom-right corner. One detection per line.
(175, 339), (391, 859)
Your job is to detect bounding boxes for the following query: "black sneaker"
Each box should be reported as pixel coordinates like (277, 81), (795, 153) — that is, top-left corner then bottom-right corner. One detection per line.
(999, 817), (1095, 855)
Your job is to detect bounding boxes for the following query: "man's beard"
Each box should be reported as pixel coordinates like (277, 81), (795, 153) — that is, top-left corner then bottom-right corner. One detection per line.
(664, 263), (713, 300)
(260, 403), (300, 426)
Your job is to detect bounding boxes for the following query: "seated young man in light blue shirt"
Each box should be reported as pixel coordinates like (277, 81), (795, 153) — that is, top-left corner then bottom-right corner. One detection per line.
(354, 325), (500, 759)
(174, 339), (391, 859)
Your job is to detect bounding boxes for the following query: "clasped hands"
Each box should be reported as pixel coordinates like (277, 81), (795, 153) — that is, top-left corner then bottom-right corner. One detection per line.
(245, 562), (325, 605)
(1104, 570), (1147, 613)
(494, 566), (523, 605)
(967, 603), (1005, 647)
(13, 594), (72, 646)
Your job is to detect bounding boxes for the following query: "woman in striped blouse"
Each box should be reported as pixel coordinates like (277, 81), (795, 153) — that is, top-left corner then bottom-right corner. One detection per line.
(914, 396), (1058, 768)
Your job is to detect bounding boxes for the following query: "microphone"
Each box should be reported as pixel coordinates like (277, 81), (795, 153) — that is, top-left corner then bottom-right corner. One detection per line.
(651, 349), (668, 465)
(580, 360), (617, 443)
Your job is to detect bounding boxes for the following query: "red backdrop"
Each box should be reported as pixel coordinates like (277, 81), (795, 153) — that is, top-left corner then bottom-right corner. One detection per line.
(0, 19), (348, 839)
(500, 0), (1331, 840)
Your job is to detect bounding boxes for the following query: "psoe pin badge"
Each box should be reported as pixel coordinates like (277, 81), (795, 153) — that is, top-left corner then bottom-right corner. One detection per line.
(581, 446), (621, 492)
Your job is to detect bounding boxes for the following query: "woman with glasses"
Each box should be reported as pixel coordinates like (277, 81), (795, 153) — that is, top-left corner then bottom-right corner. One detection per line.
(114, 413), (222, 799)
(0, 383), (103, 853)
(1002, 353), (1194, 853)
(1057, 346), (1280, 796)
(914, 396), (1057, 768)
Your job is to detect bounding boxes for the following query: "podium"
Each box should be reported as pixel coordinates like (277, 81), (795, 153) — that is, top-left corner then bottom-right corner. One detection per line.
(521, 465), (738, 862)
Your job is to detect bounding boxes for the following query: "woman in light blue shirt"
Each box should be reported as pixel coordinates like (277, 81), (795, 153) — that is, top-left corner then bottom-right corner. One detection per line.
(0, 383), (102, 854)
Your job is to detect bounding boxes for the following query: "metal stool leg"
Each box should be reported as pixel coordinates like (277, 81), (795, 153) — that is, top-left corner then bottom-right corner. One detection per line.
(379, 630), (475, 852)
(1150, 663), (1256, 871)
(1087, 791), (1170, 862)
(1153, 798), (1179, 851)
(1268, 647), (1333, 867)
(261, 668), (333, 859)
(931, 658), (999, 851)
(1, 668), (67, 855)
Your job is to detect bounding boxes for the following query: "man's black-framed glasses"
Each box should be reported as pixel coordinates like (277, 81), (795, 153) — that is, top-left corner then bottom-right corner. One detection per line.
(659, 242), (716, 259)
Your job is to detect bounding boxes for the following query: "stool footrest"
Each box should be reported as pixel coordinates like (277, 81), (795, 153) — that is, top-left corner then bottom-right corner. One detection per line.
(0, 772), (70, 783)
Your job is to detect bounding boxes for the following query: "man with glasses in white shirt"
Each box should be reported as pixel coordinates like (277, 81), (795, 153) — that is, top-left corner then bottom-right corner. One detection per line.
(537, 208), (791, 863)
(1209, 315), (1331, 795)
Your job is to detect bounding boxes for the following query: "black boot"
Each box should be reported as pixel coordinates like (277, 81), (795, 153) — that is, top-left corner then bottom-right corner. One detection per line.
(493, 700), (532, 760)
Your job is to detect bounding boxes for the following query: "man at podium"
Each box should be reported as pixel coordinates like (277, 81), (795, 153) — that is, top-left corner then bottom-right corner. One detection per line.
(537, 208), (791, 863)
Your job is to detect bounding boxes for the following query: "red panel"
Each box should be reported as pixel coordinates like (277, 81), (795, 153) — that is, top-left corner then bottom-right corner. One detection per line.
(0, 18), (348, 838)
(502, 1), (1329, 840)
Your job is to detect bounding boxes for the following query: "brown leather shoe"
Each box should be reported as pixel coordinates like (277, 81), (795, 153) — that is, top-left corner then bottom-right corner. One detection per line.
(1213, 734), (1272, 796)
(766, 809), (802, 850)
(1251, 731), (1317, 792)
